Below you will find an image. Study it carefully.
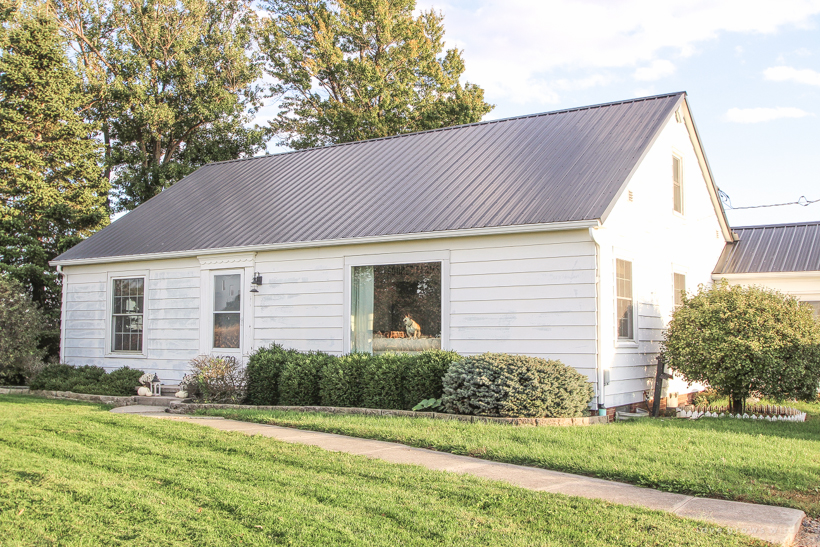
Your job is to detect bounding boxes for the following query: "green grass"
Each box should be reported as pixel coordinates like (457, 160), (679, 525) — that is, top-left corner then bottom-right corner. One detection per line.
(0, 396), (766, 547)
(198, 399), (820, 517)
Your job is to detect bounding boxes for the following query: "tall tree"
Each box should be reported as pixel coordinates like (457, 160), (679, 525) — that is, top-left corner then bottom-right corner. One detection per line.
(0, 8), (109, 355)
(55, 0), (268, 210)
(260, 0), (493, 149)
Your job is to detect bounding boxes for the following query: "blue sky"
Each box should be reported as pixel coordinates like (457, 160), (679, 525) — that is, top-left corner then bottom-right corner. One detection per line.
(410, 0), (820, 227)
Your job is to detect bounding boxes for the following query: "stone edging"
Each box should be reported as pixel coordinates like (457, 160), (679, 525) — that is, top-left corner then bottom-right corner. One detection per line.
(0, 387), (139, 407)
(168, 402), (609, 426)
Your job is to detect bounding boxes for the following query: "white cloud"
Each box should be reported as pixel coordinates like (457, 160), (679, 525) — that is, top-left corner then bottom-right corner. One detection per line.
(764, 65), (820, 86)
(419, 0), (820, 105)
(633, 60), (676, 81)
(724, 107), (814, 123)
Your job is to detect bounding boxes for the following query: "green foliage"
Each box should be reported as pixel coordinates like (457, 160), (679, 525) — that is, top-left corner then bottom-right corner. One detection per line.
(319, 352), (370, 407)
(442, 353), (594, 418)
(664, 280), (820, 413)
(184, 355), (247, 404)
(55, 0), (268, 210)
(259, 0), (493, 150)
(278, 351), (337, 406)
(362, 352), (414, 410)
(404, 349), (461, 408)
(0, 276), (47, 385)
(244, 344), (296, 405)
(0, 11), (108, 357)
(29, 363), (143, 396)
(412, 398), (441, 411)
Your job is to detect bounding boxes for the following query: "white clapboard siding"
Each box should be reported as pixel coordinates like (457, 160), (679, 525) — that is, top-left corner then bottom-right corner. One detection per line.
(451, 311), (595, 328)
(252, 258), (345, 355)
(451, 284), (596, 302)
(451, 325), (596, 341)
(144, 268), (200, 379)
(601, 112), (728, 406)
(451, 297), (596, 315)
(450, 269), (596, 289)
(449, 255), (595, 276)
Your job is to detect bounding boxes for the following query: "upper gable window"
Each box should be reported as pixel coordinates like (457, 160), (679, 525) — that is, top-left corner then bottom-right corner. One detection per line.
(672, 155), (683, 214)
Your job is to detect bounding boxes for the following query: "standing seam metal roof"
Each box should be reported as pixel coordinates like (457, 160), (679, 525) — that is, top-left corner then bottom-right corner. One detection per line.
(54, 92), (686, 263)
(714, 222), (820, 274)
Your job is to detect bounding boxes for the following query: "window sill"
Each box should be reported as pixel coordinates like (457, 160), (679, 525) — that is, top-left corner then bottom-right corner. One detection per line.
(105, 352), (147, 359)
(615, 340), (639, 349)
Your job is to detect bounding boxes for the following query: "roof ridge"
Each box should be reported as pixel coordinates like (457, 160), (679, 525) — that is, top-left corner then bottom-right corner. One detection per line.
(206, 91), (687, 167)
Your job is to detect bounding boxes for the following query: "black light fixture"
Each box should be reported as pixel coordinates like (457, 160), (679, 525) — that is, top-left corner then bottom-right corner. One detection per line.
(250, 272), (262, 293)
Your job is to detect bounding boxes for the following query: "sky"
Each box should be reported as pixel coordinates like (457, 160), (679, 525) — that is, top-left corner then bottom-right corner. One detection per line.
(407, 0), (820, 228)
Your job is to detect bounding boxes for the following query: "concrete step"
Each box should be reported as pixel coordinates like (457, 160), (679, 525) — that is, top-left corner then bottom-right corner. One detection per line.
(134, 396), (176, 407)
(160, 385), (181, 397)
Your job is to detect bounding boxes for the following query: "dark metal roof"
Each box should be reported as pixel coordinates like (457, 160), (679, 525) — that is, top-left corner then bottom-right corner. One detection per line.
(714, 221), (820, 274)
(54, 92), (685, 263)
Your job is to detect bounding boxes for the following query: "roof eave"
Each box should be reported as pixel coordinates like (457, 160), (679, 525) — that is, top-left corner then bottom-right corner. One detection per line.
(50, 219), (601, 267)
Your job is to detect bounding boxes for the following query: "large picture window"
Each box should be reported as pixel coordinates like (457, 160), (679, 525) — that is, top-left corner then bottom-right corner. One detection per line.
(112, 278), (144, 352)
(214, 274), (241, 348)
(351, 262), (441, 354)
(616, 259), (634, 340)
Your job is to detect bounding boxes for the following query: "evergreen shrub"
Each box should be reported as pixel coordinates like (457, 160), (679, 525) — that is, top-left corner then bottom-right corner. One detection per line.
(319, 353), (370, 407)
(441, 353), (594, 417)
(29, 364), (143, 396)
(278, 351), (337, 406)
(244, 344), (296, 405)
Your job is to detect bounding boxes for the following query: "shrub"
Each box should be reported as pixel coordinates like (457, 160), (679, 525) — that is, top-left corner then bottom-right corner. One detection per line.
(185, 355), (246, 404)
(664, 280), (820, 414)
(441, 353), (594, 417)
(320, 353), (370, 407)
(404, 350), (461, 408)
(29, 364), (143, 396)
(0, 276), (47, 385)
(278, 351), (337, 406)
(244, 344), (296, 405)
(361, 352), (415, 410)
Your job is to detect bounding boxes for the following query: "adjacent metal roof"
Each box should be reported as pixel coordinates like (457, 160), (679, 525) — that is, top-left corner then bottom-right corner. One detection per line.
(54, 92), (686, 263)
(714, 221), (820, 274)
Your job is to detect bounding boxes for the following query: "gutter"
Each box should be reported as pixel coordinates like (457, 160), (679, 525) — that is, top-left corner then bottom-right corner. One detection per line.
(50, 219), (601, 267)
(588, 227), (606, 413)
(56, 265), (67, 363)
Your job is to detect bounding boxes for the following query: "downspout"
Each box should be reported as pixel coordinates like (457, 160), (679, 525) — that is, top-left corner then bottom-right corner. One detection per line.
(589, 227), (606, 415)
(56, 265), (67, 364)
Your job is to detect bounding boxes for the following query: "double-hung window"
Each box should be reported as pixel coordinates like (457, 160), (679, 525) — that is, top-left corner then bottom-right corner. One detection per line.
(616, 259), (634, 340)
(112, 278), (144, 352)
(213, 274), (241, 349)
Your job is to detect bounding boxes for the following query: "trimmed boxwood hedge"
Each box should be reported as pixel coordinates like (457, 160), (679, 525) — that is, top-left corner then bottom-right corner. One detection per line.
(244, 346), (592, 417)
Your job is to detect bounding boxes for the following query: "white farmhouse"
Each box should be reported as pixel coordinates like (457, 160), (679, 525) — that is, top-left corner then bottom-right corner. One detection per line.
(51, 92), (733, 412)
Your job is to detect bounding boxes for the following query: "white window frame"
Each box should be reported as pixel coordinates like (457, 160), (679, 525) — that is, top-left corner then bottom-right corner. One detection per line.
(343, 250), (450, 354)
(614, 257), (637, 346)
(105, 270), (149, 358)
(198, 252), (256, 357)
(672, 151), (684, 216)
(672, 269), (687, 309)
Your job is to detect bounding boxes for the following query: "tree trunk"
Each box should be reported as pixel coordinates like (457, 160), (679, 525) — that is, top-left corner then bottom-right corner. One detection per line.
(729, 395), (745, 415)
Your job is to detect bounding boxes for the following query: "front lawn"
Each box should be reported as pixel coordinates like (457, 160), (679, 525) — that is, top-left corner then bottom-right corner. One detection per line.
(0, 395), (765, 546)
(199, 399), (820, 517)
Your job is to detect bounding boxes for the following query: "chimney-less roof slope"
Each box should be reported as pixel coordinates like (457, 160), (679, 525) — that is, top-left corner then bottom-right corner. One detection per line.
(714, 221), (820, 274)
(55, 92), (685, 263)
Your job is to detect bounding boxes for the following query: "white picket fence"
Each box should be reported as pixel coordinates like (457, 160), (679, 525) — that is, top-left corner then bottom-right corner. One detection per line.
(676, 408), (807, 422)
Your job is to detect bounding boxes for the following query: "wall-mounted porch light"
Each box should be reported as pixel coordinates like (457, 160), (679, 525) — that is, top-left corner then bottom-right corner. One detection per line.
(250, 272), (262, 293)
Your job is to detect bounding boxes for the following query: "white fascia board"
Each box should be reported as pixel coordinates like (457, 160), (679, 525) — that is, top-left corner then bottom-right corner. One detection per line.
(714, 271), (820, 281)
(50, 219), (601, 267)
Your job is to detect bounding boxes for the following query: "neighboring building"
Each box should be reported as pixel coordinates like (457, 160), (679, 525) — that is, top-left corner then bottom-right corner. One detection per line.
(51, 92), (733, 411)
(713, 222), (820, 317)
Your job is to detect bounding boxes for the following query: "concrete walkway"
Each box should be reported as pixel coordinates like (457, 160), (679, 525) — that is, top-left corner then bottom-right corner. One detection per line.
(120, 407), (804, 546)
